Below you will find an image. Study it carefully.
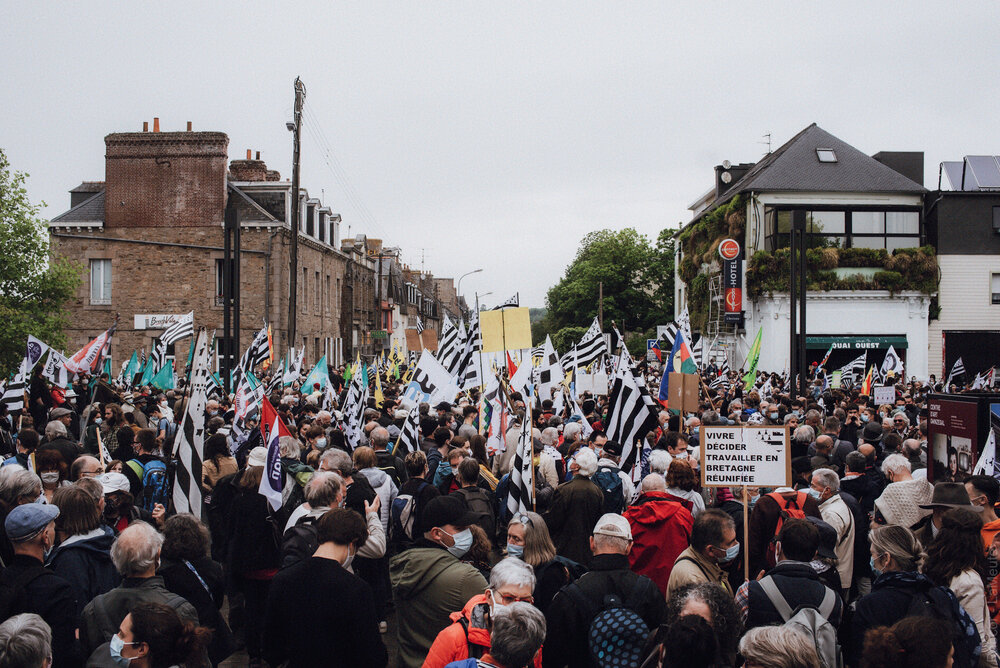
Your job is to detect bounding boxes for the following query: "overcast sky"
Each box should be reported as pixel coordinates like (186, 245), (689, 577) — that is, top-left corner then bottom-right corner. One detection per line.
(3, 2), (998, 310)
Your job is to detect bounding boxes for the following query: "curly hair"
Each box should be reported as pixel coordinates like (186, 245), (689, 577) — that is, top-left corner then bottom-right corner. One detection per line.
(663, 582), (742, 663)
(922, 507), (987, 586)
(160, 514), (210, 561)
(665, 459), (697, 492)
(862, 617), (953, 668)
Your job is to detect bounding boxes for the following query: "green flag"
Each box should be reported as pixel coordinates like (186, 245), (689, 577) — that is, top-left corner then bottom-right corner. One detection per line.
(742, 327), (763, 392)
(102, 357), (112, 378)
(123, 351), (140, 384)
(139, 358), (156, 386)
(343, 363), (353, 382)
(302, 355), (329, 391)
(150, 361), (175, 391)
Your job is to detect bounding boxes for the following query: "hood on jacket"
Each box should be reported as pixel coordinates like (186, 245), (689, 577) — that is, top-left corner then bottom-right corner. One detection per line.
(361, 466), (392, 490)
(625, 491), (690, 526)
(448, 593), (491, 646)
(47, 525), (115, 562)
(390, 546), (463, 599)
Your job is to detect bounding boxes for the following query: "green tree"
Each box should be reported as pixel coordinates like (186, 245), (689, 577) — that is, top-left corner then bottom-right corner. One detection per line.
(552, 326), (587, 354)
(0, 148), (82, 377)
(643, 229), (676, 325)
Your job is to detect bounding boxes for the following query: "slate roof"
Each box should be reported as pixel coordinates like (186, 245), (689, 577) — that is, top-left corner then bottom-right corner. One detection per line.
(69, 181), (105, 193)
(49, 190), (105, 224)
(687, 124), (926, 227)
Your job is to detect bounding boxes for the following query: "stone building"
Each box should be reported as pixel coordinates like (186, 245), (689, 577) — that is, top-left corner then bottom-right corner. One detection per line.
(48, 119), (375, 374)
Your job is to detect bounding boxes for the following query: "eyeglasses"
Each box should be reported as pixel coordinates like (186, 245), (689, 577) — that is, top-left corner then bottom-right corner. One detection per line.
(513, 513), (533, 527)
(494, 591), (534, 605)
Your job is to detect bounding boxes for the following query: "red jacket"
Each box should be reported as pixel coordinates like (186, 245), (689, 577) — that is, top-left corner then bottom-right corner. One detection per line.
(422, 594), (543, 668)
(624, 492), (694, 595)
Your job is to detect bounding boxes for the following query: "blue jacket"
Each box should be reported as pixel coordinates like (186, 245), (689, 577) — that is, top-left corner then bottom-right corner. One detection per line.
(46, 525), (121, 620)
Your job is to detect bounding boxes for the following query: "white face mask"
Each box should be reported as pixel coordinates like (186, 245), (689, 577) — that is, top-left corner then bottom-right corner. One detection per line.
(343, 545), (356, 570)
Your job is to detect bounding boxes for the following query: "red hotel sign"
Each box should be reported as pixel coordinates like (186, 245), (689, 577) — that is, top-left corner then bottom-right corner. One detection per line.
(719, 238), (743, 322)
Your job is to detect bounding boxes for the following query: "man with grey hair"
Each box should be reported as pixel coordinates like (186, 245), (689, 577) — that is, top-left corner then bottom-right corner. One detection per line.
(0, 613), (51, 668)
(319, 448), (378, 521)
(873, 453), (932, 529)
(487, 602), (547, 668)
(80, 521), (198, 656)
(425, 557), (538, 664)
(791, 424), (815, 459)
(371, 425), (407, 489)
(38, 421), (79, 466)
(809, 468), (855, 593)
(543, 447), (604, 565)
(562, 421), (582, 445)
(544, 514), (666, 667)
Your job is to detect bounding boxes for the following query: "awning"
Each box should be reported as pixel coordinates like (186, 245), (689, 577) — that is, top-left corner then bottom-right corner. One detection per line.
(806, 335), (907, 350)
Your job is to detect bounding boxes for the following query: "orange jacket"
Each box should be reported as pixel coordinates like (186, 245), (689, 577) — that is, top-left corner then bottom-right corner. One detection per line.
(422, 594), (543, 668)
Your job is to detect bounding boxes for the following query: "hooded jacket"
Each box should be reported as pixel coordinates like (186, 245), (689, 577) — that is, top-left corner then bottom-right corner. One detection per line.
(389, 540), (488, 668)
(360, 466), (399, 533)
(46, 525), (121, 620)
(623, 492), (693, 595)
(423, 593), (544, 668)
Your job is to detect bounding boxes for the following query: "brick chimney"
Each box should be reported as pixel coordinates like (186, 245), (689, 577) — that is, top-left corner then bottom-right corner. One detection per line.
(104, 125), (229, 228)
(229, 150), (281, 182)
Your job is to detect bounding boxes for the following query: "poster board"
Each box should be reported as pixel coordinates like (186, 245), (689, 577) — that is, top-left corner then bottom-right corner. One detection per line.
(700, 426), (791, 488)
(420, 328), (438, 352)
(576, 372), (609, 396)
(872, 386), (896, 405)
(405, 328), (422, 351)
(928, 395), (979, 482)
(668, 372), (700, 413)
(479, 308), (532, 352)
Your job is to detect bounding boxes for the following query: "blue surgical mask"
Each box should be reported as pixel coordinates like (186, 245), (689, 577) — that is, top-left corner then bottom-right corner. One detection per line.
(316, 438), (327, 449)
(769, 412), (779, 420)
(748, 495), (759, 510)
(807, 487), (823, 501)
(870, 555), (882, 578)
(720, 542), (740, 562)
(860, 414), (870, 423)
(94, 418), (102, 425)
(692, 427), (700, 437)
(506, 543), (524, 559)
(110, 635), (137, 666)
(444, 528), (473, 558)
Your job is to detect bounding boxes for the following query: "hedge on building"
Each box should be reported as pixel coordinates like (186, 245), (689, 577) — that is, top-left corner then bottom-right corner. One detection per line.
(676, 195), (746, 329)
(744, 245), (939, 297)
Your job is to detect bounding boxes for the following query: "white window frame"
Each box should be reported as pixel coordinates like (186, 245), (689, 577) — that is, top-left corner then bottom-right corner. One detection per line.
(90, 259), (111, 305)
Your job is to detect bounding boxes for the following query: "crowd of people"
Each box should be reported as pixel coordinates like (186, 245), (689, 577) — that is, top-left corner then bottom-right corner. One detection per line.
(0, 355), (996, 668)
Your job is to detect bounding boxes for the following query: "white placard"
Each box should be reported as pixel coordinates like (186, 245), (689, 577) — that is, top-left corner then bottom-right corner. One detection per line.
(701, 426), (790, 487)
(872, 386), (896, 405)
(576, 372), (610, 396)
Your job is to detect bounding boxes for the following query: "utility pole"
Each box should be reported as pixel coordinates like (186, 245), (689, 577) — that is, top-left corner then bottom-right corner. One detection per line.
(598, 281), (604, 331)
(288, 76), (306, 352)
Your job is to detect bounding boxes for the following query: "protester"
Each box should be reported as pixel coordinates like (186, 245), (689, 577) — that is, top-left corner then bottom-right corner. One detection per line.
(738, 626), (821, 668)
(667, 509), (738, 597)
(109, 602), (211, 668)
(503, 511), (582, 614)
(623, 473), (694, 595)
(660, 582), (743, 666)
(542, 447), (603, 565)
(0, 613), (52, 668)
(444, 602), (547, 668)
(874, 453), (933, 528)
(862, 617), (955, 668)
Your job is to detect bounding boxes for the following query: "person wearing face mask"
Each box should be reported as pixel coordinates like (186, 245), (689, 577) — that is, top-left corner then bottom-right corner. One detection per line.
(36, 449), (70, 504)
(1, 503), (82, 667)
(668, 509), (740, 598)
(264, 508), (387, 667)
(389, 495), (488, 668)
(424, 557), (542, 668)
(966, 475), (1000, 548)
(809, 468), (855, 596)
(107, 602), (211, 668)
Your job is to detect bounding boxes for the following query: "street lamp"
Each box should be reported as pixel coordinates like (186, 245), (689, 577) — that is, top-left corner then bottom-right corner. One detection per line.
(457, 268), (482, 317)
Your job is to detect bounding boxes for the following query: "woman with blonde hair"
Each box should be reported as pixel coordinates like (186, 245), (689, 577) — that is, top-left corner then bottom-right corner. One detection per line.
(739, 625), (820, 668)
(505, 512), (581, 614)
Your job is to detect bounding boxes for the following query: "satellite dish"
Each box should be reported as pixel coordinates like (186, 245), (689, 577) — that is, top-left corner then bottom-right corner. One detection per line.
(722, 160), (732, 169)
(721, 172), (732, 184)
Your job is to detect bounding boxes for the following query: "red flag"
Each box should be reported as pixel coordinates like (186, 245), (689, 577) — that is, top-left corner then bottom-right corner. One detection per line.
(260, 397), (293, 443)
(506, 351), (518, 377)
(64, 325), (116, 375)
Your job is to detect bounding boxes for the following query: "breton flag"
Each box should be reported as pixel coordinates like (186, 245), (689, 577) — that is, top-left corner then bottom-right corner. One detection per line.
(573, 317), (608, 370)
(64, 325), (116, 375)
(416, 317), (425, 334)
(676, 307), (694, 353)
(839, 353), (867, 388)
(710, 357), (732, 390)
(945, 357), (966, 391)
(973, 430), (1000, 481)
(341, 363), (369, 450)
(392, 407), (422, 456)
(606, 352), (659, 476)
(437, 315), (462, 375)
(161, 312), (195, 346)
(283, 347), (305, 386)
(457, 312), (482, 390)
(1, 359), (29, 411)
(233, 326), (269, 388)
(506, 409), (535, 516)
(658, 324), (679, 350)
(492, 293), (519, 310)
(259, 412), (284, 511)
(689, 336), (705, 370)
(171, 329), (212, 519)
(536, 335), (564, 402)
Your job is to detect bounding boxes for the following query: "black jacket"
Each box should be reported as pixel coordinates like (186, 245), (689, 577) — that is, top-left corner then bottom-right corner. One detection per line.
(264, 556), (387, 668)
(1, 553), (81, 667)
(543, 553), (666, 668)
(160, 556), (235, 665)
(45, 526), (120, 621)
(225, 486), (281, 575)
(745, 561), (843, 631)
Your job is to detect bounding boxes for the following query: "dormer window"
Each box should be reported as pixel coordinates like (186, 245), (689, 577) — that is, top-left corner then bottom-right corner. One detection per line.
(816, 148), (837, 163)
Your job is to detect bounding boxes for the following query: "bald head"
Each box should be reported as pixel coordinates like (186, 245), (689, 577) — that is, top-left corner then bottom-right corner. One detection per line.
(814, 435), (834, 454)
(641, 473), (666, 493)
(370, 426), (390, 449)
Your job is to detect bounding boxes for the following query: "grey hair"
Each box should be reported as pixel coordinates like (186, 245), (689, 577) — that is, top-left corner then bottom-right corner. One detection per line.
(701, 410), (720, 425)
(321, 448), (354, 477)
(593, 531), (631, 554)
(0, 468), (41, 507)
(278, 435), (300, 460)
(739, 626), (820, 668)
(489, 557), (537, 591)
(489, 602), (547, 668)
(563, 422), (582, 441)
(44, 421), (66, 439)
(0, 613), (51, 668)
(641, 473), (666, 492)
(540, 427), (559, 446)
(845, 451), (867, 473)
(881, 453), (912, 477)
(649, 449), (671, 476)
(110, 521), (164, 577)
(316, 410), (332, 421)
(304, 471), (344, 507)
(783, 413), (798, 425)
(792, 425), (815, 444)
(573, 448), (598, 478)
(370, 426), (390, 448)
(812, 468), (840, 493)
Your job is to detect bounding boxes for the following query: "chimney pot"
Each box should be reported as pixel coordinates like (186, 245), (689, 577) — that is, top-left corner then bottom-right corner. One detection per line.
(186, 121), (192, 132)
(153, 117), (160, 132)
(246, 149), (252, 160)
(143, 121), (149, 132)
(255, 151), (261, 160)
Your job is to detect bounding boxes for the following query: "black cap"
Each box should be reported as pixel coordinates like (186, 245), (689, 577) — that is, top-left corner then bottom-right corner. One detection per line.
(862, 422), (883, 443)
(602, 440), (623, 457)
(421, 495), (478, 530)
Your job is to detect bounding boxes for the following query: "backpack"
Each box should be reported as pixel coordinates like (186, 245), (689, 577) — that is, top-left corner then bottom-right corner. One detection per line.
(391, 481), (429, 543)
(454, 486), (496, 539)
(535, 555), (588, 591)
(905, 583), (981, 668)
(375, 449), (403, 489)
(592, 465), (625, 515)
(0, 564), (48, 621)
(565, 576), (656, 668)
(128, 458), (170, 513)
(765, 491), (808, 568)
(758, 576), (843, 668)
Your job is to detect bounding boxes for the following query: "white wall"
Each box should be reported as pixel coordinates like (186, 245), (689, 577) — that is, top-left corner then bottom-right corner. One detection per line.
(745, 290), (930, 379)
(928, 255), (1000, 378)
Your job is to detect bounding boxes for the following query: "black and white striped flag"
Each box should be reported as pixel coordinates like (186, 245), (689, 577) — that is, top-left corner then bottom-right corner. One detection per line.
(233, 326), (269, 388)
(839, 353), (867, 388)
(392, 407), (421, 456)
(946, 357), (966, 391)
(172, 329), (211, 519)
(161, 311), (194, 346)
(341, 364), (369, 450)
(458, 313), (482, 390)
(492, 293), (519, 310)
(416, 317), (425, 334)
(605, 352), (659, 475)
(437, 315), (462, 375)
(710, 358), (731, 390)
(573, 317), (608, 370)
(506, 411), (535, 516)
(658, 324), (679, 349)
(1, 359), (28, 411)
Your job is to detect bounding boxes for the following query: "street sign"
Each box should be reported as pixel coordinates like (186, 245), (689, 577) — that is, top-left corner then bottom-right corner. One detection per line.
(700, 426), (790, 487)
